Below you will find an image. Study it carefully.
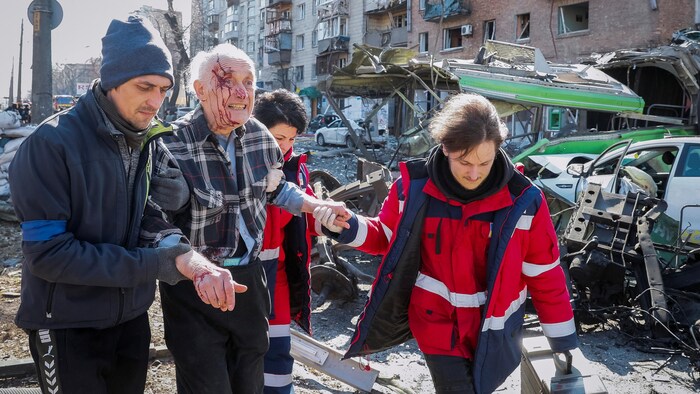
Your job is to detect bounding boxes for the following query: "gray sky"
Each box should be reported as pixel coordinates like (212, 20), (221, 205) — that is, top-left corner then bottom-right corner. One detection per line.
(1, 0), (192, 105)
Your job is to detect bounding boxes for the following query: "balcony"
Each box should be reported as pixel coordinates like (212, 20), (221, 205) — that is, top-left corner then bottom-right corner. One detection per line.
(266, 9), (291, 23)
(365, 27), (407, 48)
(318, 0), (348, 20)
(317, 35), (349, 55)
(206, 14), (220, 33)
(316, 52), (347, 77)
(423, 0), (471, 22)
(268, 50), (292, 65)
(266, 19), (292, 35)
(268, 0), (292, 8)
(266, 33), (292, 52)
(365, 0), (406, 14)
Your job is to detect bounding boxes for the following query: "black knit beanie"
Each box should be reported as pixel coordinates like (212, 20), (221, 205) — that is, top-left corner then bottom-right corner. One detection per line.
(100, 16), (174, 91)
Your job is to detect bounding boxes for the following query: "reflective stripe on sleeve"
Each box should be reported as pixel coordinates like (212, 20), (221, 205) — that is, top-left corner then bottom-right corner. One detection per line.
(522, 259), (560, 277)
(541, 318), (577, 338)
(347, 216), (368, 247)
(481, 288), (528, 332)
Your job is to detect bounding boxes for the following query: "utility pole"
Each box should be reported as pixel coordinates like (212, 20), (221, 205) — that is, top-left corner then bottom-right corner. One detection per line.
(31, 0), (54, 123)
(8, 59), (14, 106)
(17, 19), (24, 103)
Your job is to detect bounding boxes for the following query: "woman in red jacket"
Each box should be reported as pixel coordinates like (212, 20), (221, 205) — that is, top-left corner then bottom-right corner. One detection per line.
(254, 89), (318, 394)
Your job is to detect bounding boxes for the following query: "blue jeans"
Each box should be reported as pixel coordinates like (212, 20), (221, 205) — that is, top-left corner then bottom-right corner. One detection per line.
(424, 354), (476, 394)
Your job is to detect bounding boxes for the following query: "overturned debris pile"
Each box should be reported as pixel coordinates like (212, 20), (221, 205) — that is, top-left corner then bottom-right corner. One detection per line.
(560, 183), (700, 368)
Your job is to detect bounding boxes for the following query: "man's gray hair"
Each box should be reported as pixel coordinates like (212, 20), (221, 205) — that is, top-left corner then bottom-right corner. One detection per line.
(187, 43), (257, 94)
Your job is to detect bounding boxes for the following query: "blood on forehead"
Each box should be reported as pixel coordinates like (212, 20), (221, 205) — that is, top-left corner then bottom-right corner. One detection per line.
(206, 56), (254, 89)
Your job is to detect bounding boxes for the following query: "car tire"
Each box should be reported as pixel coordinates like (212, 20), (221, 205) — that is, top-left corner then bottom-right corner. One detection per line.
(346, 136), (356, 149)
(316, 134), (326, 146)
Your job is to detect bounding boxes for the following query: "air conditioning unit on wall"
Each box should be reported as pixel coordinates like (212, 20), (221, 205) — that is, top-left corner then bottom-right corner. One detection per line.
(461, 24), (473, 36)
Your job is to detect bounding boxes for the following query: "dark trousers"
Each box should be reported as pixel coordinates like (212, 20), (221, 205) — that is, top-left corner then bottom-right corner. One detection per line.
(160, 260), (271, 394)
(424, 354), (476, 394)
(27, 313), (151, 394)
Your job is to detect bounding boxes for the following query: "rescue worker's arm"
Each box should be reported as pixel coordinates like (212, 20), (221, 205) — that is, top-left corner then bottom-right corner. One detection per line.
(521, 192), (578, 352)
(313, 178), (403, 256)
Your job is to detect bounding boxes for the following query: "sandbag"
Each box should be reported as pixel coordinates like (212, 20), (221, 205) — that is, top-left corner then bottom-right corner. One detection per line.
(3, 137), (26, 154)
(0, 111), (21, 129)
(0, 150), (16, 166)
(2, 126), (35, 138)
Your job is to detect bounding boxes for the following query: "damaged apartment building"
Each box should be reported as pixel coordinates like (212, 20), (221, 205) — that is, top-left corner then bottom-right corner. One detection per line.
(191, 0), (697, 136)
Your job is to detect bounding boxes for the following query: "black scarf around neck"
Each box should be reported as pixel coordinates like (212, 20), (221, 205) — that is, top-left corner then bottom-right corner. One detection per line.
(426, 145), (514, 205)
(94, 82), (149, 149)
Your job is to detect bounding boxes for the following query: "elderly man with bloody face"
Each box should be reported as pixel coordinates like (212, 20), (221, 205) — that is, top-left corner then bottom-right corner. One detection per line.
(143, 44), (349, 393)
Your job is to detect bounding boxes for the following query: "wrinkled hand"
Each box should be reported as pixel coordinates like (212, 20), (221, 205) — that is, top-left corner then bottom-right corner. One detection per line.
(313, 202), (351, 232)
(175, 251), (248, 311)
(151, 167), (190, 211)
(266, 163), (284, 193)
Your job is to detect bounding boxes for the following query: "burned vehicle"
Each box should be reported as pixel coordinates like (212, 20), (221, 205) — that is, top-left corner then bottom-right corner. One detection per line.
(533, 137), (700, 244)
(559, 181), (700, 345)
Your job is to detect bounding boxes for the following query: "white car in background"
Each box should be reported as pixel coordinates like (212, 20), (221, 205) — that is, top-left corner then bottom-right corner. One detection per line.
(315, 119), (387, 148)
(533, 137), (700, 244)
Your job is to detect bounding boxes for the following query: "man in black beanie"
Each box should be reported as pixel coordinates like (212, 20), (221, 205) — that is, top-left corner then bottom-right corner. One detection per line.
(9, 15), (246, 394)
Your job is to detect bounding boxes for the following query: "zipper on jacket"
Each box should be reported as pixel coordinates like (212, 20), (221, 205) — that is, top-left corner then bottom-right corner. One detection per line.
(117, 288), (125, 323)
(45, 283), (56, 319)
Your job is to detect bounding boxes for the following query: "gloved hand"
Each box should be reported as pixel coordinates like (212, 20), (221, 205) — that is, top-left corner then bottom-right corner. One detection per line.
(175, 251), (248, 312)
(313, 205), (349, 233)
(151, 167), (190, 211)
(265, 163), (284, 193)
(156, 242), (192, 285)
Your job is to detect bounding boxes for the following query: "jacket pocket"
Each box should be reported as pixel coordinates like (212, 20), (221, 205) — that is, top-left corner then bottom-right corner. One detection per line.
(191, 187), (226, 224)
(408, 289), (457, 352)
(46, 284), (115, 325)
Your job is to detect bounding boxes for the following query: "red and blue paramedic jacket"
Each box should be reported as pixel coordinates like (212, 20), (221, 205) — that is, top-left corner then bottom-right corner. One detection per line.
(261, 152), (317, 334)
(329, 158), (578, 394)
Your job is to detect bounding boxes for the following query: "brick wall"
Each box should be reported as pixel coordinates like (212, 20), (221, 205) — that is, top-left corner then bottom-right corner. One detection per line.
(409, 0), (695, 63)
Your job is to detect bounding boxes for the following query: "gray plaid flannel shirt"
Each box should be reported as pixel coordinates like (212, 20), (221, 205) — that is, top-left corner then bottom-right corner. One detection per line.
(141, 107), (285, 265)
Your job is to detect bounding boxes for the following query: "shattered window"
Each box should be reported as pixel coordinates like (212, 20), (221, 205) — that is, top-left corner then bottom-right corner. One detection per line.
(516, 13), (530, 41)
(297, 34), (305, 50)
(295, 66), (304, 82)
(393, 14), (407, 28)
(297, 3), (306, 20)
(558, 2), (589, 35)
(444, 27), (462, 50)
(483, 20), (496, 43)
(419, 32), (429, 53)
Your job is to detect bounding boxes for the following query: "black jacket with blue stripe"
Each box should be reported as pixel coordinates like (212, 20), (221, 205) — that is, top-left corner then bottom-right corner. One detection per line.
(9, 83), (174, 330)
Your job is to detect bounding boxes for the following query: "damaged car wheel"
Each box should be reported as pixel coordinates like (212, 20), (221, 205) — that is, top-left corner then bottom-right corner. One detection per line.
(316, 134), (326, 146)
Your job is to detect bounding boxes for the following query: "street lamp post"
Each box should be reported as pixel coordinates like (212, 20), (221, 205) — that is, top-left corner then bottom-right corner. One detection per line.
(30, 0), (54, 123)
